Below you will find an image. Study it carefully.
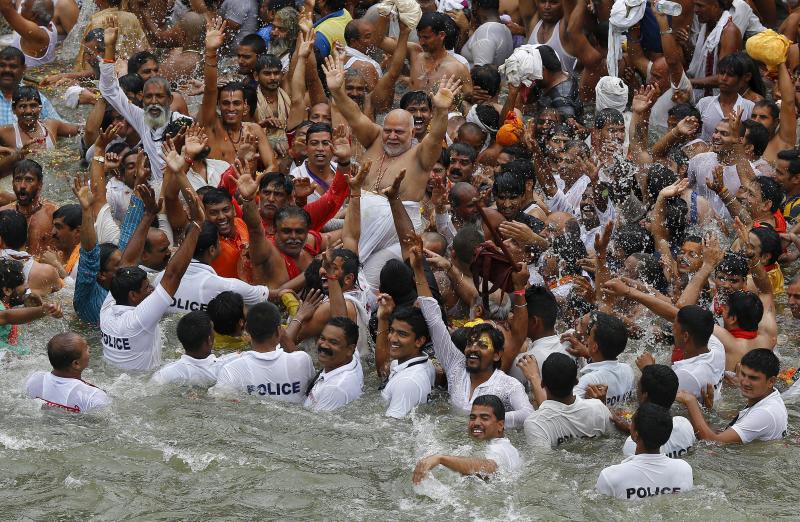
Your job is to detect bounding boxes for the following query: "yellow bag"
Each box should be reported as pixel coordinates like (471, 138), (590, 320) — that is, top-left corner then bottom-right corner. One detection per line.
(745, 29), (791, 71)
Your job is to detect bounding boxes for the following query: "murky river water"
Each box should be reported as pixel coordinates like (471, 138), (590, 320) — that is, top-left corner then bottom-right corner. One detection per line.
(1, 60), (800, 520)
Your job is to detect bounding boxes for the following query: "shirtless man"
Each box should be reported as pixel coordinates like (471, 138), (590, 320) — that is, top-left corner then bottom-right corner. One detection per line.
(343, 19), (380, 91)
(0, 0), (58, 68)
(323, 51), (461, 287)
(751, 63), (796, 165)
(158, 13), (206, 84)
(0, 159), (56, 256)
(0, 86), (78, 151)
(408, 12), (471, 98)
(52, 0), (78, 41)
(199, 18), (276, 171)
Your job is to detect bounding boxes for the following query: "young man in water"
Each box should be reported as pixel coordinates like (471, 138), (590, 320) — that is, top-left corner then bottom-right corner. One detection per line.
(25, 332), (111, 413)
(1, 160), (56, 256)
(304, 316), (364, 412)
(676, 349), (788, 444)
(412, 395), (522, 484)
(596, 403), (694, 500)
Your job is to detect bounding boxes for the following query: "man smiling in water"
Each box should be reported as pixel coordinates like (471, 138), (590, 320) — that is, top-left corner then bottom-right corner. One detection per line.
(304, 316), (364, 412)
(413, 395), (521, 484)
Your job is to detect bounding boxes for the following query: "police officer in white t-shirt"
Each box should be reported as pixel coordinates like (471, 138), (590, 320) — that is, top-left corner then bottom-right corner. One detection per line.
(618, 364), (696, 459)
(151, 311), (238, 387)
(153, 222), (271, 314)
(375, 298), (435, 419)
(596, 403), (694, 500)
(676, 349), (788, 444)
(304, 316), (364, 412)
(100, 191), (204, 371)
(211, 302), (315, 402)
(412, 395), (522, 484)
(25, 332), (111, 413)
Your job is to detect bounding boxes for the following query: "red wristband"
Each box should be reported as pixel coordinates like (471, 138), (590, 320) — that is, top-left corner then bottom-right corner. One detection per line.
(103, 58), (115, 63)
(513, 289), (526, 296)
(184, 157), (194, 167)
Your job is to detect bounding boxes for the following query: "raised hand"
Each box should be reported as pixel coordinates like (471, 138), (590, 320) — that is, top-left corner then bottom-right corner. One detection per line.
(292, 177), (317, 200)
(184, 123), (209, 159)
(96, 121), (122, 149)
(72, 175), (93, 210)
(516, 354), (541, 383)
(423, 248), (451, 271)
(658, 178), (689, 199)
(235, 160), (259, 200)
(636, 351), (655, 369)
(407, 235), (425, 271)
(133, 150), (150, 186)
(296, 288), (324, 322)
(510, 259), (530, 290)
(382, 169), (406, 200)
(332, 124), (351, 162)
(205, 16), (227, 51)
(376, 292), (396, 321)
(702, 234), (723, 268)
(184, 189), (206, 224)
(430, 173), (446, 209)
(705, 165), (725, 194)
(103, 16), (119, 50)
(104, 151), (121, 175)
(594, 221), (613, 256)
(135, 184), (162, 215)
(346, 160), (371, 194)
(675, 115), (699, 137)
(237, 129), (259, 166)
(322, 53), (345, 92)
(432, 75), (463, 109)
(297, 30), (315, 59)
(631, 84), (658, 114)
(163, 138), (186, 173)
(602, 277), (630, 297)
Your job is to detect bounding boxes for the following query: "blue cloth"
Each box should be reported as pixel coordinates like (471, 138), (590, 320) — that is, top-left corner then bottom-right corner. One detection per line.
(313, 9), (346, 58)
(0, 87), (61, 125)
(73, 195), (145, 324)
(257, 25), (272, 46)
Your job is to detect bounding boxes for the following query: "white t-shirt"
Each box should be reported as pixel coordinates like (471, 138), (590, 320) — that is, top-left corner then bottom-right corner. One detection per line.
(151, 353), (239, 387)
(524, 397), (611, 448)
(730, 389), (788, 443)
(381, 355), (435, 418)
(672, 335), (725, 403)
(304, 354), (363, 411)
(186, 158), (231, 191)
(649, 71), (694, 136)
(153, 260), (269, 314)
(106, 177), (133, 223)
(485, 437), (523, 472)
(211, 348), (316, 404)
(25, 371), (111, 413)
(289, 160), (337, 203)
(595, 453), (693, 500)
(695, 94), (754, 142)
(100, 284), (172, 371)
(688, 151), (758, 219)
(509, 334), (574, 385)
(460, 22), (514, 67)
(574, 360), (635, 407)
(623, 416), (696, 459)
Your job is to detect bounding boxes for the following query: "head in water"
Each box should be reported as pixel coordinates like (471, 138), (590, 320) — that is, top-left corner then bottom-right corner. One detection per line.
(47, 332), (90, 377)
(316, 316), (358, 372)
(382, 109), (415, 156)
(142, 77), (172, 129)
(631, 403), (673, 452)
(176, 311), (215, 359)
(468, 394), (506, 441)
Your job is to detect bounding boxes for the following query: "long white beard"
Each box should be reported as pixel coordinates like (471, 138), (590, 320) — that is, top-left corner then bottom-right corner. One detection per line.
(383, 141), (412, 157)
(144, 105), (170, 130)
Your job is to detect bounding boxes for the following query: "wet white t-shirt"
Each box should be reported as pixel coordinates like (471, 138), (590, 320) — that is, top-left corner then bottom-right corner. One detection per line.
(596, 453), (693, 500)
(574, 360), (635, 407)
(304, 355), (363, 411)
(730, 389), (788, 443)
(212, 348), (316, 403)
(623, 416), (696, 459)
(672, 335), (725, 403)
(381, 355), (435, 418)
(25, 371), (111, 413)
(524, 397), (611, 448)
(485, 437), (522, 472)
(151, 353), (239, 387)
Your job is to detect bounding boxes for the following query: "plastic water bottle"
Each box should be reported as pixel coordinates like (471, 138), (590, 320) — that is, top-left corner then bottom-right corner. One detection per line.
(655, 0), (682, 16)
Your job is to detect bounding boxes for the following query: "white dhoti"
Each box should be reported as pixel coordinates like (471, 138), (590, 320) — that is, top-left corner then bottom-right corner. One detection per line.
(358, 191), (422, 291)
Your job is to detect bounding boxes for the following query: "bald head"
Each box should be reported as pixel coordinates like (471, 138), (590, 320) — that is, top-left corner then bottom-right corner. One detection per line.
(25, 0), (53, 26)
(546, 212), (573, 236)
(383, 109), (415, 156)
(345, 19), (375, 51)
(457, 122), (487, 152)
(449, 182), (479, 214)
(47, 332), (87, 371)
(179, 12), (206, 47)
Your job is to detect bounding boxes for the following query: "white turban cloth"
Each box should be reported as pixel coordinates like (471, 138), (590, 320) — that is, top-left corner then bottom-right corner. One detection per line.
(499, 44), (544, 87)
(595, 76), (628, 113)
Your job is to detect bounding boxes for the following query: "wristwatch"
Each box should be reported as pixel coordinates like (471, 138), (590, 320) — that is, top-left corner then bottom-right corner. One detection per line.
(93, 155), (105, 163)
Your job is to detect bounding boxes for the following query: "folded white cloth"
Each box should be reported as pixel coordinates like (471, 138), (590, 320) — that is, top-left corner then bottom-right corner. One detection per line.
(64, 85), (84, 109)
(499, 44), (543, 87)
(607, 0), (646, 77)
(344, 46), (383, 78)
(377, 0), (422, 29)
(687, 11), (733, 82)
(595, 76), (628, 113)
(437, 0), (466, 12)
(465, 104), (497, 151)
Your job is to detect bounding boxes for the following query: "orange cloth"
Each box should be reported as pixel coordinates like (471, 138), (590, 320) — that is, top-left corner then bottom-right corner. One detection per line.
(211, 218), (249, 279)
(496, 111), (523, 146)
(64, 245), (80, 275)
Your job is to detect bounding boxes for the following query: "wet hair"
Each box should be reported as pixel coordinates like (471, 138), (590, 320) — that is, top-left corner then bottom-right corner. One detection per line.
(667, 147), (689, 172)
(240, 33), (267, 55)
(128, 51), (158, 76)
(207, 291), (245, 336)
(11, 86), (41, 107)
(472, 394), (505, 421)
(246, 302), (282, 343)
(668, 103), (701, 122)
(202, 187), (233, 207)
(85, 27), (105, 49)
(726, 291), (763, 331)
(274, 206), (311, 228)
(400, 90), (432, 110)
(458, 122), (487, 146)
(541, 352), (578, 397)
(379, 258), (417, 305)
(500, 145), (533, 162)
(734, 52), (766, 97)
(591, 311), (628, 359)
(47, 332), (84, 370)
(500, 158), (535, 184)
(268, 0), (295, 10)
(633, 403), (673, 450)
(219, 80), (247, 100)
(750, 225), (781, 265)
(53, 204), (82, 229)
(99, 242), (119, 272)
(242, 84), (257, 117)
(304, 258), (323, 291)
(344, 20), (361, 44)
(0, 46), (24, 66)
(640, 364), (679, 408)
(717, 252), (749, 278)
(453, 225), (483, 264)
(442, 13), (459, 50)
(0, 209), (27, 249)
(549, 123), (575, 141)
(471, 65), (501, 97)
(595, 108), (624, 129)
(645, 163), (678, 202)
(676, 305), (714, 347)
(630, 253), (669, 293)
(614, 224), (652, 257)
(13, 159), (43, 181)
(664, 197), (688, 245)
(445, 142), (478, 165)
(177, 311), (213, 353)
(754, 176), (784, 213)
(492, 171), (525, 198)
(327, 316), (359, 346)
(259, 171), (294, 194)
(332, 248), (359, 279)
(194, 221), (220, 260)
(777, 149), (800, 175)
(740, 348), (780, 378)
(742, 120), (770, 158)
(538, 45), (562, 71)
(475, 105), (500, 135)
(525, 285), (558, 330)
(754, 99), (779, 120)
(255, 53), (283, 73)
(451, 327), (470, 352)
(29, 0), (53, 25)
(467, 322), (505, 369)
(416, 11), (448, 34)
(717, 53), (748, 79)
(306, 121), (333, 140)
(110, 266), (148, 305)
(0, 258), (24, 291)
(390, 306), (430, 344)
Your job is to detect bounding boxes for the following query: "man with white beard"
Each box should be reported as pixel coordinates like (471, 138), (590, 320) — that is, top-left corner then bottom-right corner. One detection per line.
(99, 18), (190, 181)
(322, 53), (460, 289)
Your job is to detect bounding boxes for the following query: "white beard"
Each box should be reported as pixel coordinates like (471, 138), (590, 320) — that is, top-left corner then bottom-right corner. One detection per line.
(383, 141), (412, 157)
(144, 105), (170, 130)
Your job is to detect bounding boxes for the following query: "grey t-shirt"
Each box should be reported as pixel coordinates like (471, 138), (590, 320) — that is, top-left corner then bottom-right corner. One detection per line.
(219, 0), (260, 46)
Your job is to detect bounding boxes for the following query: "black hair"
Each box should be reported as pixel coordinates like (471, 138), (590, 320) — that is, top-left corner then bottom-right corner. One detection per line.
(207, 291), (245, 336)
(664, 197), (688, 245)
(442, 13), (459, 50)
(99, 242), (119, 272)
(452, 225), (483, 264)
(549, 122), (575, 140)
(717, 53), (748, 78)
(595, 108), (624, 129)
(726, 290), (763, 331)
(177, 311), (213, 353)
(390, 306), (430, 344)
(400, 90), (432, 110)
(445, 142), (478, 165)
(47, 332), (84, 370)
(53, 204), (82, 229)
(0, 46), (25, 65)
(219, 80), (247, 99)
(630, 253), (669, 293)
(750, 226), (782, 265)
(668, 103), (702, 122)
(740, 348), (780, 379)
(742, 120), (770, 158)
(754, 176), (784, 213)
(471, 65), (501, 97)
(274, 206), (311, 228)
(240, 33), (267, 55)
(0, 209), (27, 249)
(202, 187), (233, 207)
(331, 248), (359, 279)
(327, 315), (359, 346)
(245, 301), (282, 343)
(633, 403), (673, 450)
(242, 84), (257, 117)
(754, 99), (779, 120)
(379, 258), (417, 305)
(255, 53), (283, 73)
(467, 323), (505, 369)
(592, 311), (628, 360)
(110, 266), (148, 305)
(492, 171), (525, 198)
(268, 0), (294, 10)
(500, 158), (535, 184)
(475, 105), (500, 135)
(537, 45), (562, 72)
(778, 148), (800, 175)
(13, 159), (43, 181)
(417, 11), (448, 34)
(541, 352), (577, 397)
(646, 163), (678, 202)
(733, 51), (766, 97)
(676, 305), (714, 347)
(525, 285), (559, 330)
(613, 224), (652, 257)
(194, 221), (220, 260)
(500, 145), (533, 162)
(128, 51), (158, 76)
(640, 364), (679, 408)
(304, 258), (324, 291)
(717, 252), (749, 278)
(451, 327), (470, 352)
(306, 121), (333, 140)
(0, 258), (23, 291)
(472, 394), (505, 421)
(11, 85), (41, 107)
(344, 20), (360, 45)
(475, 0), (499, 9)
(259, 171), (294, 194)
(118, 73), (144, 96)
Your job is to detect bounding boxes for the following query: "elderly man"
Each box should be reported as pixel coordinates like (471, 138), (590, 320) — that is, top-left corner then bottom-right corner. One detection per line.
(343, 19), (381, 91)
(323, 52), (460, 288)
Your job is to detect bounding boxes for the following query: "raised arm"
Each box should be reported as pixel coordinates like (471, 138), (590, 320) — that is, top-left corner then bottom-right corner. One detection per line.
(286, 30), (314, 131)
(321, 247), (348, 318)
(629, 85), (657, 164)
(374, 293), (395, 381)
(604, 277), (680, 321)
(370, 22), (410, 113)
(676, 235), (722, 308)
(776, 62), (797, 148)
(417, 76), (462, 172)
(120, 184), (161, 267)
(159, 190), (204, 296)
(593, 222), (614, 312)
(73, 175), (97, 254)
(199, 17), (226, 127)
(334, 125), (365, 253)
(652, 0), (685, 86)
(384, 170), (414, 260)
(89, 123), (123, 217)
(322, 52), (381, 148)
(236, 167), (283, 284)
(675, 390), (743, 443)
(0, 0), (49, 49)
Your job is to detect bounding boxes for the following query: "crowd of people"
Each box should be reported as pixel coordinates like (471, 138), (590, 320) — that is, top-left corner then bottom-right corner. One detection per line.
(2, 0), (800, 499)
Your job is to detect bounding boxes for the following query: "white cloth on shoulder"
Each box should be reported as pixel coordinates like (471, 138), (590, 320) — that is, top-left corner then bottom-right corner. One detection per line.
(607, 0), (646, 77)
(499, 44), (544, 87)
(687, 12), (733, 90)
(595, 76), (628, 113)
(437, 0), (466, 12)
(344, 46), (383, 78)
